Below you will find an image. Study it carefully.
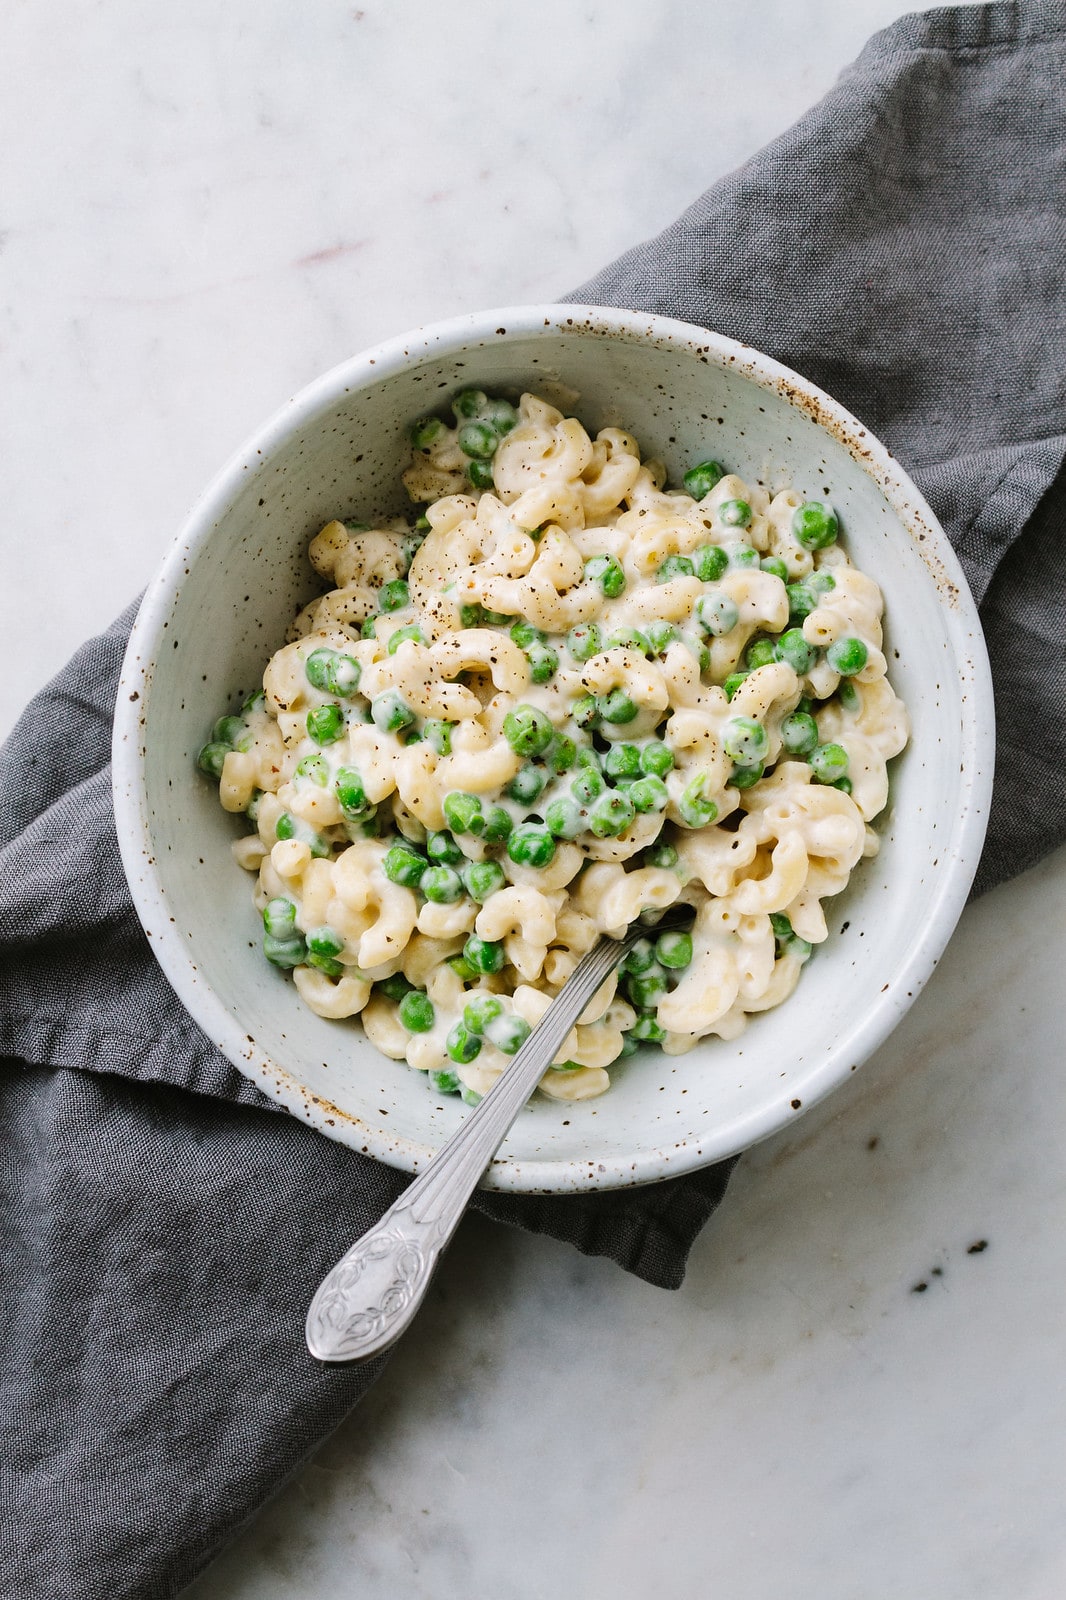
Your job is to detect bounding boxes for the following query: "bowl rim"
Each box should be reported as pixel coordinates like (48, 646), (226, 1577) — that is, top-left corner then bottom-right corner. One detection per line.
(112, 301), (995, 1192)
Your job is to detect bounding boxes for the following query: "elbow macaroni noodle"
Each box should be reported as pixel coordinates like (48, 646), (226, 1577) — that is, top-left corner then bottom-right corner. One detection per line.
(197, 390), (908, 1107)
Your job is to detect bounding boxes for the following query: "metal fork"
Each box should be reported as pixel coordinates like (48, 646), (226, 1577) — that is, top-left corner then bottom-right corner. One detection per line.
(305, 904), (692, 1363)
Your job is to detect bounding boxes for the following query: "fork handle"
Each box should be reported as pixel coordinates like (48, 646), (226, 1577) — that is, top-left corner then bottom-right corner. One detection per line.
(305, 913), (680, 1363)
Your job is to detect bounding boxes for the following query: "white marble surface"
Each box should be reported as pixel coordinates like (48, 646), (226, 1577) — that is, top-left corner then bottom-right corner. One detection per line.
(5, 2), (1064, 1596)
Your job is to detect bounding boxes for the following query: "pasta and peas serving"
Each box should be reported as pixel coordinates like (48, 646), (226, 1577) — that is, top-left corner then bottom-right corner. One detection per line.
(197, 389), (908, 1106)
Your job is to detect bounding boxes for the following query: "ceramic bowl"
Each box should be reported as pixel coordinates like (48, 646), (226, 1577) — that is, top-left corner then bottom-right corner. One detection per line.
(112, 304), (993, 1192)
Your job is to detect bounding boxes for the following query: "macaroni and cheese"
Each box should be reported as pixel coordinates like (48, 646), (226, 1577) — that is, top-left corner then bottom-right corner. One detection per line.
(197, 390), (908, 1106)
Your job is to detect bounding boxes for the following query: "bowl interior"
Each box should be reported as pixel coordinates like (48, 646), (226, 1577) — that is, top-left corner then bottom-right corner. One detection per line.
(115, 309), (991, 1191)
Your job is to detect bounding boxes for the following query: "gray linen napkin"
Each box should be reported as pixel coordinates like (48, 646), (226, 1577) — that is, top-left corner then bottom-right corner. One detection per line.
(3, 5), (1065, 1596)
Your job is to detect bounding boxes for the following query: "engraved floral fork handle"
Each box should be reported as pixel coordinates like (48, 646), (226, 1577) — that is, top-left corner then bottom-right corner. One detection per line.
(305, 906), (691, 1363)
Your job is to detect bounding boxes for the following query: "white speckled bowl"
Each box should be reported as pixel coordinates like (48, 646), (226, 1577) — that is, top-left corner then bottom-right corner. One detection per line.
(112, 305), (993, 1192)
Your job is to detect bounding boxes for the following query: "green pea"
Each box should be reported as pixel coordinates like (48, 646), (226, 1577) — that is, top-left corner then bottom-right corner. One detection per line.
(428, 1068), (461, 1095)
(480, 806), (513, 844)
(730, 763), (764, 789)
(695, 592), (739, 637)
(644, 620), (679, 654)
(588, 790), (635, 838)
(304, 649), (336, 691)
(629, 775), (669, 813)
(447, 953), (478, 983)
(544, 796), (584, 839)
(510, 621), (545, 648)
(263, 931), (307, 969)
(426, 830), (463, 866)
(810, 572), (836, 597)
(306, 926), (344, 961)
(481, 608), (513, 626)
(839, 679), (860, 711)
(423, 719), (454, 755)
(694, 543), (729, 583)
(809, 742), (849, 783)
(460, 1085), (483, 1106)
(370, 691), (414, 733)
(484, 1012), (531, 1055)
(760, 556), (789, 581)
(769, 912), (794, 941)
(508, 763), (546, 805)
(467, 459), (495, 489)
(722, 716), (768, 766)
(388, 624), (425, 654)
(727, 542), (759, 569)
(572, 694), (601, 728)
(306, 703), (345, 746)
(645, 841), (679, 869)
(197, 741), (229, 779)
(241, 689), (266, 717)
(607, 628), (651, 656)
(679, 772), (718, 827)
(527, 644), (559, 684)
(720, 498), (752, 528)
(786, 583), (816, 622)
(680, 632), (711, 672)
(383, 843), (426, 887)
(833, 776), (854, 795)
(459, 602), (484, 627)
(461, 859), (506, 902)
(745, 638), (777, 670)
(656, 930), (693, 969)
(446, 1021), (481, 1064)
(658, 554), (694, 582)
(551, 1060), (585, 1073)
(629, 1014), (666, 1044)
(378, 579), (410, 612)
(464, 993), (504, 1034)
(245, 790), (263, 823)
(213, 715), (246, 750)
(263, 898), (298, 938)
(571, 767), (605, 805)
(723, 672), (748, 700)
(603, 743), (641, 781)
(617, 1036), (639, 1057)
(780, 711), (819, 756)
(438, 790), (480, 838)
(776, 628), (815, 674)
(410, 415), (444, 449)
(334, 765), (370, 817)
(503, 704), (554, 757)
(464, 935), (505, 974)
(683, 460), (726, 500)
(420, 864), (463, 903)
(792, 502), (839, 550)
(378, 972), (414, 1002)
(294, 758), (328, 790)
(639, 741), (674, 778)
(453, 388), (487, 419)
(361, 615), (380, 639)
(628, 971), (667, 1008)
(567, 623), (602, 662)
(600, 689), (638, 725)
(458, 421), (497, 459)
(827, 636), (868, 676)
(545, 734), (577, 774)
(621, 938), (656, 975)
(484, 398), (518, 436)
(584, 553), (626, 598)
(507, 823), (556, 868)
